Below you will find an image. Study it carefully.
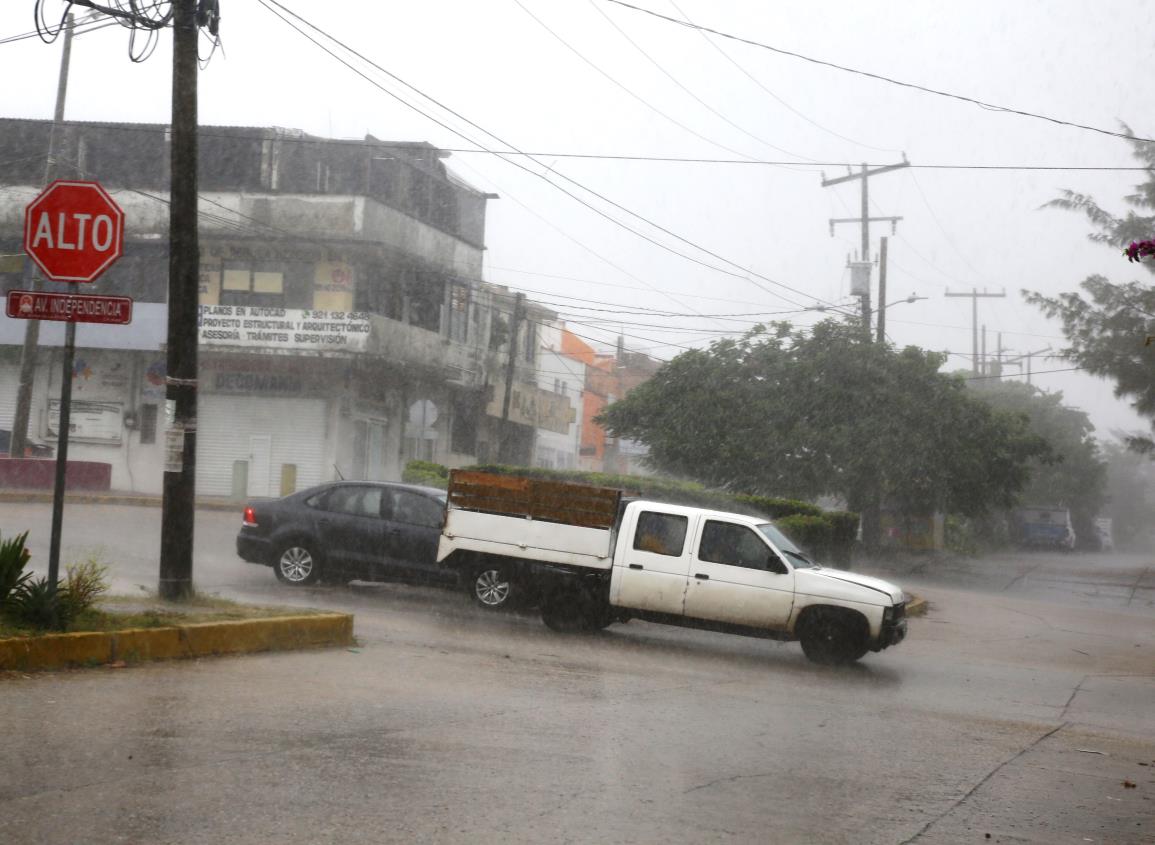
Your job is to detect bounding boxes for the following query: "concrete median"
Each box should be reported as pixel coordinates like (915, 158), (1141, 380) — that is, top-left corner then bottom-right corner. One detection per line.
(0, 613), (354, 672)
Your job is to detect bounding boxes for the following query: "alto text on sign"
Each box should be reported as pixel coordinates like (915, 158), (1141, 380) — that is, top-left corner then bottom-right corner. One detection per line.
(6, 290), (134, 326)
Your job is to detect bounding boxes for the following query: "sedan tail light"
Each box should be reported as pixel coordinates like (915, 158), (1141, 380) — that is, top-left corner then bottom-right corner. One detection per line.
(242, 506), (258, 528)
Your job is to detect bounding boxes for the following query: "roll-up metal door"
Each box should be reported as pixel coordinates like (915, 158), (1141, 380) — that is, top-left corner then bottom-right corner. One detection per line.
(197, 394), (327, 497)
(0, 363), (18, 429)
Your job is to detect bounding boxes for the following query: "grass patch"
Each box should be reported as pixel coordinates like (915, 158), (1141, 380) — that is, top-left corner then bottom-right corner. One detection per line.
(0, 593), (322, 639)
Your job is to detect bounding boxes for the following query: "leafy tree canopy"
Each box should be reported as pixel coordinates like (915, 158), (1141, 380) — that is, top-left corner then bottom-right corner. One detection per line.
(969, 380), (1106, 537)
(1025, 130), (1155, 451)
(598, 319), (1050, 518)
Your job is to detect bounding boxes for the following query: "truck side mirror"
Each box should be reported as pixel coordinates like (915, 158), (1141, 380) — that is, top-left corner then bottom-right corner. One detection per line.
(767, 554), (788, 575)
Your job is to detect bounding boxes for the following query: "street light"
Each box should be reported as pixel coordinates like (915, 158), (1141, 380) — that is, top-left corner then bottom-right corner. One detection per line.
(876, 293), (928, 313)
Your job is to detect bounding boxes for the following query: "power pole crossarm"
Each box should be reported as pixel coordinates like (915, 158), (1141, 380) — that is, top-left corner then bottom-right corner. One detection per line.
(820, 160), (909, 342)
(945, 288), (1007, 374)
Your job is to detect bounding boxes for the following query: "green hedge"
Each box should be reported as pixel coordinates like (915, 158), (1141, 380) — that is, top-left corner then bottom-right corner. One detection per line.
(775, 514), (834, 557)
(417, 462), (859, 563)
(402, 460), (450, 489)
(733, 494), (823, 519)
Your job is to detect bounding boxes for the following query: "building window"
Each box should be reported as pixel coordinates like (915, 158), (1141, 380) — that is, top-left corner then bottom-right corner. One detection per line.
(522, 323), (536, 363)
(447, 282), (469, 343)
(139, 404), (159, 445)
(220, 261), (285, 307)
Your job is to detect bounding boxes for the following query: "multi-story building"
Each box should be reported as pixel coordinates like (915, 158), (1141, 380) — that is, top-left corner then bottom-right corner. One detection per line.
(0, 119), (561, 496)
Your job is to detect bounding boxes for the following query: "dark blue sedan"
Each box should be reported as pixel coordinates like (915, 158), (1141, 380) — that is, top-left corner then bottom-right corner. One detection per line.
(236, 481), (519, 609)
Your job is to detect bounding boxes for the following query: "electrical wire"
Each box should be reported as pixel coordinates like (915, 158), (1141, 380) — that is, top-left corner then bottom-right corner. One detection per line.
(513, 0), (768, 164)
(0, 116), (1145, 171)
(257, 0), (849, 314)
(584, 0), (819, 165)
(601, 0), (1155, 145)
(665, 0), (901, 156)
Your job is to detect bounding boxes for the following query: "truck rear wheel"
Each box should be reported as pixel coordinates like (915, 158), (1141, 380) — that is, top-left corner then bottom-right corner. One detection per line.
(541, 600), (587, 632)
(541, 599), (612, 633)
(798, 608), (869, 665)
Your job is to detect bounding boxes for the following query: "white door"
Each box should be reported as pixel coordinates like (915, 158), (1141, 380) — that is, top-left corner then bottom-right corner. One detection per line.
(610, 509), (692, 615)
(247, 434), (272, 497)
(682, 519), (795, 629)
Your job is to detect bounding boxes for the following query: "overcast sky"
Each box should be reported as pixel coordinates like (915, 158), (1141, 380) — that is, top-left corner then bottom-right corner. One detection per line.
(3, 0), (1153, 437)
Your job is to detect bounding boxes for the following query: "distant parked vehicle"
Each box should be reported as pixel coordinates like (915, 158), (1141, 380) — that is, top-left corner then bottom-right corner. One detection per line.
(235, 480), (523, 609)
(1013, 506), (1076, 551)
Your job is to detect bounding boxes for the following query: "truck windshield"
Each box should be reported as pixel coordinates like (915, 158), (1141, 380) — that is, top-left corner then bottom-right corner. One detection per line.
(756, 523), (819, 568)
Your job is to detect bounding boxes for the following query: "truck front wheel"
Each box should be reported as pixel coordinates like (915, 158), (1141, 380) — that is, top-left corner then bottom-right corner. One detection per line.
(798, 608), (869, 665)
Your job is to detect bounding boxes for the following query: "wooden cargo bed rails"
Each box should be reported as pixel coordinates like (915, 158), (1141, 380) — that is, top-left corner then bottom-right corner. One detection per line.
(447, 470), (623, 530)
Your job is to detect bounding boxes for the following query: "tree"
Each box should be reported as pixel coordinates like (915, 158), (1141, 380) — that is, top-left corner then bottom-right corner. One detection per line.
(969, 380), (1107, 543)
(1025, 131), (1155, 451)
(598, 319), (1050, 524)
(1101, 436), (1155, 549)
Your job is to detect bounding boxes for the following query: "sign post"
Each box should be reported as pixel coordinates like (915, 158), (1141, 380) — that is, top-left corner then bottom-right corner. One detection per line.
(17, 180), (125, 615)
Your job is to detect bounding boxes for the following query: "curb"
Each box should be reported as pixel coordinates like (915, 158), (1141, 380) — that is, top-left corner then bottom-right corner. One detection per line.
(905, 593), (928, 617)
(0, 490), (241, 511)
(0, 613), (354, 672)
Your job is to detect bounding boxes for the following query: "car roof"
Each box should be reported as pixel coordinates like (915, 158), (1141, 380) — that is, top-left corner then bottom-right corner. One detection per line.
(295, 480), (446, 499)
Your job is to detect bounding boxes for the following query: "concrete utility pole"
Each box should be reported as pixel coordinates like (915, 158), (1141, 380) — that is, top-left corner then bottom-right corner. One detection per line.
(498, 292), (525, 464)
(822, 160), (908, 339)
(876, 237), (888, 344)
(944, 288), (1006, 374)
(158, 0), (201, 600)
(10, 14), (75, 458)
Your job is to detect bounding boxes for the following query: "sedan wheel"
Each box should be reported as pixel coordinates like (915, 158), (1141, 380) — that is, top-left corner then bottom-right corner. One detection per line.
(274, 542), (321, 586)
(472, 567), (513, 609)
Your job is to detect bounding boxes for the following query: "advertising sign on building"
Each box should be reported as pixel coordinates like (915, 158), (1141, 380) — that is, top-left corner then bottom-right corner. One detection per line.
(198, 305), (371, 352)
(487, 382), (577, 436)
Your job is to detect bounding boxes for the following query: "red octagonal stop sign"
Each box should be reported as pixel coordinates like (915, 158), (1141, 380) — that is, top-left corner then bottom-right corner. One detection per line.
(24, 180), (125, 283)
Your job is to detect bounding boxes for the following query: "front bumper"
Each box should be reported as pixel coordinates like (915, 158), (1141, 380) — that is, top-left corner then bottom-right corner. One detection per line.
(876, 602), (908, 650)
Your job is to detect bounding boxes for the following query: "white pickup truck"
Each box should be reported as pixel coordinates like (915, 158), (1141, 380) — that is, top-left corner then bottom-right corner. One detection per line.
(437, 471), (907, 665)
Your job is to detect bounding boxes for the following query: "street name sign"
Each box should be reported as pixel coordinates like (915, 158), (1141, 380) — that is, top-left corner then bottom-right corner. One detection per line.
(6, 289), (133, 325)
(23, 179), (125, 282)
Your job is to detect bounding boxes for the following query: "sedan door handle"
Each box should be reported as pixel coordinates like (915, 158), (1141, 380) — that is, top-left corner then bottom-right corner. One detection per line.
(628, 564), (644, 570)
(318, 518), (331, 526)
(385, 528), (401, 536)
(694, 573), (709, 580)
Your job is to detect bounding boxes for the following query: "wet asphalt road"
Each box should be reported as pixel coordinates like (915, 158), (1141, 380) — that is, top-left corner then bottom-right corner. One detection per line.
(1, 503), (1154, 844)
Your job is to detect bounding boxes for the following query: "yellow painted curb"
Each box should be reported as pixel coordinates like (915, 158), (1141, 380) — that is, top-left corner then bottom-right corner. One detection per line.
(0, 613), (354, 672)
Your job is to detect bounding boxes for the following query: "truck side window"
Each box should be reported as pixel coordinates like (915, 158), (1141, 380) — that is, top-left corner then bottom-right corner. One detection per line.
(632, 511), (688, 557)
(699, 521), (775, 571)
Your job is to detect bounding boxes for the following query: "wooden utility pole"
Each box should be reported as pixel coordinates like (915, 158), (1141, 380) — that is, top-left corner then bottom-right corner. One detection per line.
(822, 160), (908, 339)
(498, 292), (525, 464)
(945, 288), (1006, 374)
(10, 14), (74, 458)
(158, 0), (201, 600)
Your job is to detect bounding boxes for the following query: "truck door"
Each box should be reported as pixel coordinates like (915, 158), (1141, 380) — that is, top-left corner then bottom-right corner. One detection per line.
(682, 519), (795, 630)
(610, 508), (692, 615)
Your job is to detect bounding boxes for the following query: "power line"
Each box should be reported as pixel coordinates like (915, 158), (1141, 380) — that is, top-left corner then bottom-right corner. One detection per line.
(601, 0), (1155, 145)
(513, 0), (766, 164)
(258, 0), (848, 313)
(584, 0), (818, 165)
(665, 0), (901, 156)
(963, 366), (1083, 381)
(1, 118), (1147, 171)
